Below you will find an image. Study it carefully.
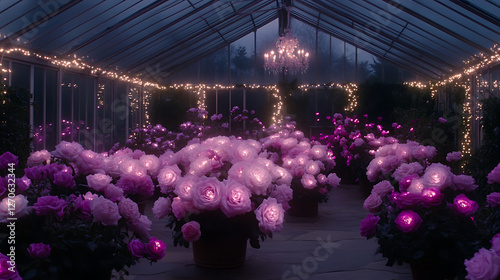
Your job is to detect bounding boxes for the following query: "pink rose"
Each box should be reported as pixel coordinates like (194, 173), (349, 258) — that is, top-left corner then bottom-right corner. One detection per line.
(464, 248), (500, 280)
(255, 198), (285, 234)
(192, 177), (223, 211)
(158, 165), (182, 193)
(395, 210), (422, 233)
(27, 243), (51, 258)
(446, 151), (462, 162)
(492, 234), (500, 256)
(392, 162), (424, 182)
(174, 175), (198, 201)
(90, 196), (121, 226)
(301, 174), (317, 189)
(171, 197), (187, 219)
(53, 171), (76, 188)
(104, 184), (124, 201)
(422, 163), (453, 190)
(220, 181), (252, 217)
(128, 214), (152, 239)
(270, 184), (293, 211)
(0, 253), (22, 280)
(146, 237), (166, 261)
(0, 195), (30, 223)
(453, 175), (478, 192)
(363, 193), (382, 213)
(487, 163), (500, 184)
(227, 161), (251, 181)
(450, 194), (478, 217)
(304, 160), (321, 175)
(360, 214), (380, 237)
(327, 173), (341, 188)
(52, 141), (84, 161)
(139, 154), (160, 176)
(371, 180), (394, 197)
(486, 193), (500, 207)
(271, 166), (293, 186)
(33, 195), (67, 219)
(152, 197), (171, 219)
(76, 150), (105, 175)
(86, 173), (112, 192)
(119, 198), (141, 221)
(27, 150), (51, 166)
(243, 163), (272, 195)
(128, 239), (146, 258)
(181, 221), (201, 242)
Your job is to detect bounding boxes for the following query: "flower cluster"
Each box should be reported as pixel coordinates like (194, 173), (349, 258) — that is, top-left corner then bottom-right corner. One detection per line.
(153, 136), (291, 248)
(113, 107), (267, 156)
(464, 234), (500, 280)
(260, 122), (340, 205)
(0, 150), (166, 279)
(360, 142), (485, 278)
(317, 114), (400, 182)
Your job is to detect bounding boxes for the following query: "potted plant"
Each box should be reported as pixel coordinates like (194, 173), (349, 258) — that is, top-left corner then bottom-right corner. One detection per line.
(152, 136), (291, 268)
(260, 122), (340, 217)
(0, 150), (167, 280)
(360, 142), (484, 280)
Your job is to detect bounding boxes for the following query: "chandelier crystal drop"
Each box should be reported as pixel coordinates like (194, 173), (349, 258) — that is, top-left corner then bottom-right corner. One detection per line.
(264, 28), (309, 75)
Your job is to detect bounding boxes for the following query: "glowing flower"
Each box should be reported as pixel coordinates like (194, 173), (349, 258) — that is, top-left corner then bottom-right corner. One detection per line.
(157, 165), (182, 193)
(220, 181), (252, 217)
(395, 210), (422, 233)
(450, 194), (478, 217)
(181, 221), (201, 242)
(192, 177), (223, 210)
(243, 163), (272, 195)
(422, 163), (453, 190)
(255, 198), (285, 234)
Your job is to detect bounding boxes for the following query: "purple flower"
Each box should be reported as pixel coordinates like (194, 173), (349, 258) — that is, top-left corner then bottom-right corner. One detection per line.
(152, 197), (172, 220)
(395, 210), (423, 233)
(0, 253), (22, 280)
(255, 198), (285, 234)
(438, 117), (447, 124)
(192, 177), (223, 211)
(371, 180), (394, 197)
(16, 176), (31, 193)
(360, 214), (380, 237)
(53, 171), (76, 188)
(464, 248), (500, 280)
(395, 192), (422, 209)
(450, 194), (478, 217)
(487, 163), (500, 185)
(0, 152), (18, 169)
(453, 175), (478, 192)
(486, 193), (500, 207)
(422, 163), (453, 190)
(27, 150), (51, 167)
(24, 166), (46, 181)
(33, 196), (67, 219)
(363, 193), (382, 213)
(181, 221), (201, 242)
(90, 196), (121, 226)
(146, 237), (166, 261)
(446, 151), (462, 162)
(492, 234), (500, 257)
(27, 243), (51, 258)
(421, 188), (444, 207)
(128, 239), (147, 258)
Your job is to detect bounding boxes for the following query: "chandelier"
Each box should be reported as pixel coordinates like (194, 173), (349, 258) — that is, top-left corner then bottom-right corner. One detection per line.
(264, 27), (309, 75)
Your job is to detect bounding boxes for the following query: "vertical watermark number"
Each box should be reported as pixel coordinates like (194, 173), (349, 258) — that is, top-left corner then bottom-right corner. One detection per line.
(6, 162), (17, 273)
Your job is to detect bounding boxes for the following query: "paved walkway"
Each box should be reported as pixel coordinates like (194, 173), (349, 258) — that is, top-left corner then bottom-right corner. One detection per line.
(118, 184), (413, 280)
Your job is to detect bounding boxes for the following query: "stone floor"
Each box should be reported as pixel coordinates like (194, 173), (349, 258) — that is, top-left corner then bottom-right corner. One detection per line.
(117, 184), (413, 280)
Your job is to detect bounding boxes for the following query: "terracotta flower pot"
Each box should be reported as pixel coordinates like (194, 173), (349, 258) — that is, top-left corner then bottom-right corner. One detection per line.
(193, 237), (247, 268)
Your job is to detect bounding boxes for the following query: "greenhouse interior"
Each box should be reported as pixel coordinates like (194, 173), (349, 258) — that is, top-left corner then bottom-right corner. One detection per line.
(1, 1), (500, 280)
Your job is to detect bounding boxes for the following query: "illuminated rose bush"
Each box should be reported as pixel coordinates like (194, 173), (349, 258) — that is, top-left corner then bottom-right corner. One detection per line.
(255, 198), (285, 234)
(361, 142), (488, 278)
(0, 150), (167, 279)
